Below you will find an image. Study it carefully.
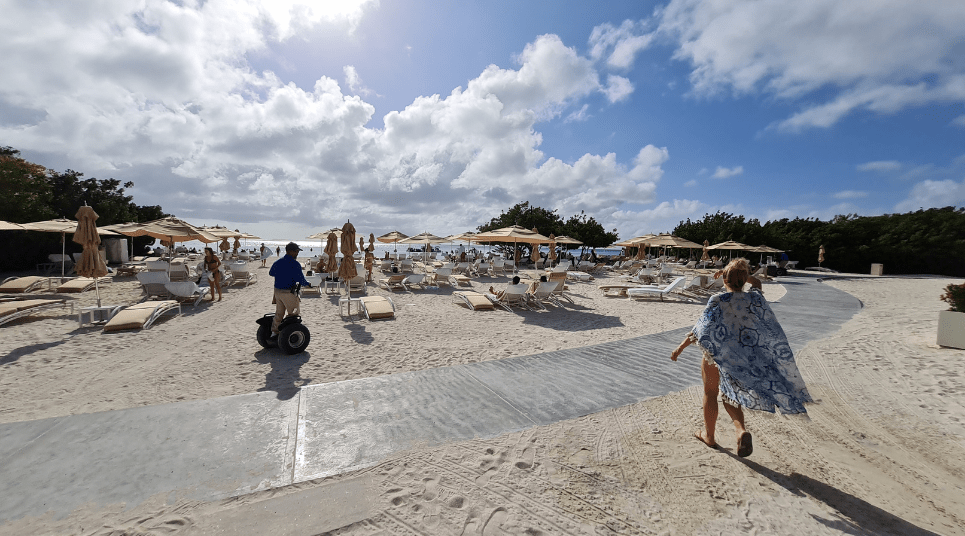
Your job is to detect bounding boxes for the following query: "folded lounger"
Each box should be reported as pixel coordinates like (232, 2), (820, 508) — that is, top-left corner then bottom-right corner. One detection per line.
(359, 296), (395, 320)
(55, 277), (111, 293)
(164, 281), (209, 307)
(452, 291), (495, 311)
(103, 300), (181, 332)
(0, 276), (49, 294)
(0, 298), (67, 326)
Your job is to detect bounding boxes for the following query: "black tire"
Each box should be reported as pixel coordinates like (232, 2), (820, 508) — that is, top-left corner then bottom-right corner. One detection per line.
(777, 268), (788, 276)
(278, 323), (310, 355)
(257, 323), (277, 348)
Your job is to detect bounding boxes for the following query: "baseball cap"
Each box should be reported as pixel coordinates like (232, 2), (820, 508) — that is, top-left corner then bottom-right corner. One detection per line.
(285, 242), (302, 252)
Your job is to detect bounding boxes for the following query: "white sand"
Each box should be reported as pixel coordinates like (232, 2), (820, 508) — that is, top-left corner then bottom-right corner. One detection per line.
(2, 271), (964, 535)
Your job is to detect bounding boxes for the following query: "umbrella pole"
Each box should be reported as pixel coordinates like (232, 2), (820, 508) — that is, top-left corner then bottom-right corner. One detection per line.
(61, 232), (66, 279)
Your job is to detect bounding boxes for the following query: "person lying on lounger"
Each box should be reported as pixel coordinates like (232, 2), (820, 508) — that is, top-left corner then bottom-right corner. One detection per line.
(488, 276), (521, 298)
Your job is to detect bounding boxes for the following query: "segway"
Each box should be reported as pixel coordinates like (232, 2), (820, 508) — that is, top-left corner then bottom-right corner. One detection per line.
(256, 284), (311, 355)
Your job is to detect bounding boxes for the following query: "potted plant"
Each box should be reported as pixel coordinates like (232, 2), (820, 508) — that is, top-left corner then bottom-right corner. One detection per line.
(938, 282), (965, 349)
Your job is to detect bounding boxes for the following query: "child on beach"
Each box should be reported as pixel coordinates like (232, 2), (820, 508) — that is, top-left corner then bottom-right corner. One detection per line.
(670, 258), (811, 457)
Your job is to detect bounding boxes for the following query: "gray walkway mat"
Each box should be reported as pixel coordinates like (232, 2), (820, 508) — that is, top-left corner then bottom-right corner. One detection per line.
(0, 274), (861, 524)
(0, 392), (298, 523)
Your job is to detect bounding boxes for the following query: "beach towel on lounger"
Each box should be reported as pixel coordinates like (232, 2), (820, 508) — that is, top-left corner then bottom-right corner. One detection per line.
(692, 289), (812, 415)
(103, 300), (177, 332)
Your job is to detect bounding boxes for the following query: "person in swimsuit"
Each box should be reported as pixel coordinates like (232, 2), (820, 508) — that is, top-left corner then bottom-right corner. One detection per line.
(671, 258), (811, 457)
(203, 247), (223, 301)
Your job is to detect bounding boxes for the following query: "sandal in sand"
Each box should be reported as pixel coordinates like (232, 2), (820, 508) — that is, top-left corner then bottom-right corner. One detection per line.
(737, 431), (753, 457)
(694, 431), (718, 450)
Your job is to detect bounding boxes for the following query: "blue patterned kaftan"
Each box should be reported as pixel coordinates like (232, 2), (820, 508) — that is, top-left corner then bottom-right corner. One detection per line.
(692, 289), (813, 414)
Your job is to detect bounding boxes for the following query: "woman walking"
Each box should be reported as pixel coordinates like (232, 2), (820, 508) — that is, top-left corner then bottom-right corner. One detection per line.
(671, 258), (811, 457)
(203, 247), (223, 301)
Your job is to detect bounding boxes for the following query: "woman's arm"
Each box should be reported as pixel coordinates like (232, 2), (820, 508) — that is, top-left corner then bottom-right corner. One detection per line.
(671, 334), (694, 361)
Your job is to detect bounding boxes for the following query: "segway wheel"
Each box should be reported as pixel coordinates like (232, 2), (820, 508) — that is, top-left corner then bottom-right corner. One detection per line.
(256, 323), (277, 348)
(777, 268), (788, 276)
(278, 323), (311, 355)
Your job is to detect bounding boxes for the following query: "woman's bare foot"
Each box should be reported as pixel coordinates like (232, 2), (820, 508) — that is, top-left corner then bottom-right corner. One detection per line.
(694, 430), (718, 449)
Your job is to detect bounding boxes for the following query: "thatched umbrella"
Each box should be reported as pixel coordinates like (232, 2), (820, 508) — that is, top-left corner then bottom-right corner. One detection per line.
(473, 225), (550, 273)
(73, 206), (109, 306)
(376, 230), (409, 255)
(219, 238), (230, 254)
(818, 245), (825, 267)
(701, 240), (711, 263)
(324, 232), (339, 274)
(338, 222), (358, 297)
(530, 228), (541, 263)
(232, 237), (241, 256)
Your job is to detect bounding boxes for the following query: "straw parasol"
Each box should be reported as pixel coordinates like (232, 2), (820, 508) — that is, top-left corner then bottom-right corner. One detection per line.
(376, 230), (409, 254)
(473, 225), (551, 273)
(818, 245), (825, 267)
(0, 221), (26, 230)
(337, 222), (358, 298)
(23, 218), (118, 278)
(324, 232), (339, 274)
(400, 231), (448, 263)
(218, 238), (230, 254)
(706, 240), (754, 261)
(530, 228), (541, 263)
(72, 206), (109, 306)
(701, 240), (711, 262)
(308, 228), (342, 253)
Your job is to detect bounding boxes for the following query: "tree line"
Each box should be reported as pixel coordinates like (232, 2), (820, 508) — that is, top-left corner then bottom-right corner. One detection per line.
(673, 209), (965, 277)
(0, 147), (167, 271)
(476, 201), (619, 257)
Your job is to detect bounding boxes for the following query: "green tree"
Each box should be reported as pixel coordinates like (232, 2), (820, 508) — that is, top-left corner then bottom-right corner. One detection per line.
(477, 201), (564, 257)
(0, 147), (54, 222)
(560, 210), (619, 255)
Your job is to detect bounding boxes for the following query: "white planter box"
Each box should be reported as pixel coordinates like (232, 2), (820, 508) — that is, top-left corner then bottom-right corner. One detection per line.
(937, 310), (965, 349)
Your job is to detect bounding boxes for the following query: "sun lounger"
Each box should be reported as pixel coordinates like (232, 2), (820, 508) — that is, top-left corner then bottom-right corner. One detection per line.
(449, 273), (472, 286)
(226, 261), (257, 287)
(402, 274), (426, 290)
(486, 283), (533, 311)
(136, 271), (171, 300)
(0, 298), (68, 326)
(378, 274), (406, 291)
(103, 300), (181, 332)
(359, 296), (395, 320)
(55, 277), (111, 293)
(302, 274), (323, 295)
(566, 271), (593, 282)
(452, 291), (495, 310)
(164, 281), (209, 306)
(528, 281), (560, 309)
(626, 277), (695, 302)
(547, 272), (574, 303)
(598, 283), (657, 297)
(430, 267), (453, 287)
(346, 275), (366, 293)
(0, 276), (50, 294)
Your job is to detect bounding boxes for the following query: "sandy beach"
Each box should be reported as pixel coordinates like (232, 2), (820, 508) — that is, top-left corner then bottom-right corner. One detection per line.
(1, 268), (963, 535)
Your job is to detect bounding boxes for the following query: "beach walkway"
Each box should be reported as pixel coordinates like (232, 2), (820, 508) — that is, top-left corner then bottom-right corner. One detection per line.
(0, 274), (861, 523)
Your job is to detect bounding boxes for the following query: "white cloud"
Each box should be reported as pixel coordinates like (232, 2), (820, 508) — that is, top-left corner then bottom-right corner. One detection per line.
(588, 20), (654, 70)
(611, 198), (710, 236)
(895, 179), (965, 212)
(0, 4), (663, 237)
(602, 75), (634, 102)
(684, 179), (697, 187)
(833, 190), (868, 200)
(952, 115), (965, 127)
(711, 165), (744, 179)
(564, 104), (591, 123)
(650, 0), (965, 130)
(342, 65), (377, 96)
(856, 160), (901, 172)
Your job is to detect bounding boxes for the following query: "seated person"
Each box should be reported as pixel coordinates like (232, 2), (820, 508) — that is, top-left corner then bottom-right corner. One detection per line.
(489, 276), (521, 298)
(527, 274), (548, 294)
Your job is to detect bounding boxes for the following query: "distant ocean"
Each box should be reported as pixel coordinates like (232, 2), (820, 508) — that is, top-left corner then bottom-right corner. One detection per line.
(138, 237), (622, 258)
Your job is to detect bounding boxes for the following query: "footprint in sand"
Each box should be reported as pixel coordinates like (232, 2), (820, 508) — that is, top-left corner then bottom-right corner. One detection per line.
(422, 476), (440, 501)
(481, 507), (512, 536)
(386, 487), (409, 507)
(475, 449), (508, 486)
(515, 439), (536, 470)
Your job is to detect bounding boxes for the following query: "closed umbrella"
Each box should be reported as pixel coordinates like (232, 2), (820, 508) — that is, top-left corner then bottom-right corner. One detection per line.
(338, 222), (358, 298)
(548, 234), (557, 267)
(701, 240), (711, 263)
(818, 245), (825, 267)
(232, 237), (241, 256)
(530, 228), (541, 263)
(324, 233), (339, 274)
(219, 238), (230, 255)
(73, 206), (109, 307)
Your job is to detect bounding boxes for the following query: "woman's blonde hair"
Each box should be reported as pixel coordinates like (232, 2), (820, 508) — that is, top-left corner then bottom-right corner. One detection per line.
(722, 258), (750, 291)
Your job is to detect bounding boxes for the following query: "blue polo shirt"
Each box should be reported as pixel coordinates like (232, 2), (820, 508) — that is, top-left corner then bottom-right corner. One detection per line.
(269, 254), (310, 290)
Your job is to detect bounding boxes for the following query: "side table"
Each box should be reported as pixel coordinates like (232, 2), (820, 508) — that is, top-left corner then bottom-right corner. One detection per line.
(78, 305), (122, 328)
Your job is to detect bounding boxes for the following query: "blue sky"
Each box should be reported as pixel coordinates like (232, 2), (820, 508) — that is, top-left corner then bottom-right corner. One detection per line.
(1, 0), (963, 241)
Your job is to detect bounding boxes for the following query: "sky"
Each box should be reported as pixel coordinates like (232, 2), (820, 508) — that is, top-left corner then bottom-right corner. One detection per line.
(2, 0), (964, 241)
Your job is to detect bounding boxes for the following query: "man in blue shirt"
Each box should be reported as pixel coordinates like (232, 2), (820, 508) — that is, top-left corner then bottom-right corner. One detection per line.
(268, 242), (311, 337)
